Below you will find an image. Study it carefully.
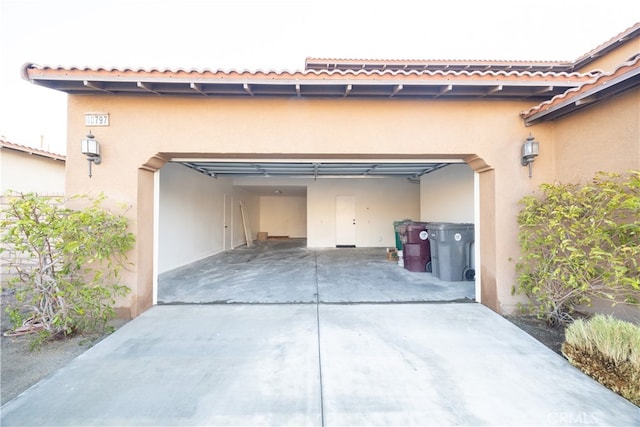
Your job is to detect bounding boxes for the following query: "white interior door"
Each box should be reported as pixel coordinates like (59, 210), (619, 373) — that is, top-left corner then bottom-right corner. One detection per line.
(336, 196), (356, 247)
(223, 194), (233, 250)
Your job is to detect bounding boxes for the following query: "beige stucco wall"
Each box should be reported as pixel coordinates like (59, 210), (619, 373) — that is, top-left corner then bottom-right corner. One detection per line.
(64, 94), (559, 316)
(550, 88), (640, 182)
(0, 148), (65, 195)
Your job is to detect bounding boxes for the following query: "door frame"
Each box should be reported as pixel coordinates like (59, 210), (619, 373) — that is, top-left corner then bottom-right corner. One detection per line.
(223, 193), (233, 251)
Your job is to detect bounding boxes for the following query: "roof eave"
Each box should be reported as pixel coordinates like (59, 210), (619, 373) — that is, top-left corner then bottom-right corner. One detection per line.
(0, 139), (66, 161)
(524, 65), (640, 126)
(21, 64), (588, 100)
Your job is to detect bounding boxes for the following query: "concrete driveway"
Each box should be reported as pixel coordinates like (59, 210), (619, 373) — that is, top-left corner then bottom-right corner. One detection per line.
(2, 241), (638, 426)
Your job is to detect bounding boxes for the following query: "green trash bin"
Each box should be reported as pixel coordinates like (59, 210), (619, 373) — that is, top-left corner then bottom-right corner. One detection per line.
(393, 219), (412, 250)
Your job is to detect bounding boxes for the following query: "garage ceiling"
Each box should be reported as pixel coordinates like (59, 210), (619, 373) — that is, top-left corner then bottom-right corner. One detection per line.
(177, 160), (453, 196)
(179, 161), (450, 179)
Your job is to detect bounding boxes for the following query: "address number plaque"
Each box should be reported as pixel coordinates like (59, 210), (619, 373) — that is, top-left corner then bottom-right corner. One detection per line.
(84, 113), (110, 126)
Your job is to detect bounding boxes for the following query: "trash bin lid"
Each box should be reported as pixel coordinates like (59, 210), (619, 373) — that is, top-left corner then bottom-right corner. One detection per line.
(428, 222), (473, 230)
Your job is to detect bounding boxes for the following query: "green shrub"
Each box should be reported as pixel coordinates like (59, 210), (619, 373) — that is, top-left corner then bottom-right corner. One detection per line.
(1, 192), (135, 347)
(562, 314), (640, 405)
(513, 171), (640, 325)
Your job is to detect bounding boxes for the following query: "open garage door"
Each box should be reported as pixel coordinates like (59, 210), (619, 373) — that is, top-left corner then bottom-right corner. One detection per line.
(155, 158), (477, 304)
(156, 158), (474, 260)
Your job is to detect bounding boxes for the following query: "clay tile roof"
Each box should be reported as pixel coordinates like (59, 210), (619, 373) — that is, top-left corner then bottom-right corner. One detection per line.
(307, 23), (640, 73)
(521, 55), (640, 125)
(23, 63), (590, 78)
(22, 62), (595, 101)
(305, 57), (574, 73)
(0, 138), (66, 162)
(572, 22), (640, 70)
(18, 23), (639, 106)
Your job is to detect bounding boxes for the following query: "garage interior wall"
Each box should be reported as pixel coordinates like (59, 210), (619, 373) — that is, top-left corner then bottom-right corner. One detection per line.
(158, 163), (259, 273)
(233, 175), (421, 247)
(259, 194), (307, 238)
(420, 164), (474, 223)
(305, 177), (420, 247)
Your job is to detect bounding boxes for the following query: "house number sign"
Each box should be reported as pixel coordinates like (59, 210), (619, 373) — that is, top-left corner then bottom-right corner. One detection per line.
(84, 113), (110, 126)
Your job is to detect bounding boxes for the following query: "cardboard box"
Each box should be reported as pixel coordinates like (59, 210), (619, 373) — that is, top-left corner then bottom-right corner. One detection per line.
(257, 232), (268, 241)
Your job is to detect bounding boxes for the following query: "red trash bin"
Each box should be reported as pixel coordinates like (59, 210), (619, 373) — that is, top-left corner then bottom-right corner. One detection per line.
(405, 222), (430, 244)
(403, 222), (431, 272)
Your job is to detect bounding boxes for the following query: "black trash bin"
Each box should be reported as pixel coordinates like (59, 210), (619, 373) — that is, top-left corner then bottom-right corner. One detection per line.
(427, 223), (474, 281)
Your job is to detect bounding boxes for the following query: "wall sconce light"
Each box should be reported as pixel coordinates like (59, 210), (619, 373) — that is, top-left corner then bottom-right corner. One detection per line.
(81, 131), (102, 178)
(521, 133), (539, 178)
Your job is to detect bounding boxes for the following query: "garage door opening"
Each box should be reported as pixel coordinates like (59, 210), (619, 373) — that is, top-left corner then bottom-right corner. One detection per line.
(154, 158), (478, 305)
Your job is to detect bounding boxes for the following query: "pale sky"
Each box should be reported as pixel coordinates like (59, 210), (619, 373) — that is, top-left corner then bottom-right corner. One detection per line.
(1, 0), (638, 155)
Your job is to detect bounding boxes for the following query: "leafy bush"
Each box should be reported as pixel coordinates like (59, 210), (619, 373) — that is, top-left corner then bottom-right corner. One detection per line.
(513, 171), (640, 325)
(562, 314), (640, 405)
(1, 192), (135, 347)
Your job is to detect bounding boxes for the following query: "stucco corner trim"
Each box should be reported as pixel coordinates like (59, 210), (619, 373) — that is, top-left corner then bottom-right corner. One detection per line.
(140, 153), (171, 172)
(464, 155), (493, 173)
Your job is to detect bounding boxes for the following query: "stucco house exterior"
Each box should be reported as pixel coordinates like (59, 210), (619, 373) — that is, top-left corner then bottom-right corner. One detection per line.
(20, 23), (639, 318)
(0, 138), (66, 283)
(0, 138), (65, 196)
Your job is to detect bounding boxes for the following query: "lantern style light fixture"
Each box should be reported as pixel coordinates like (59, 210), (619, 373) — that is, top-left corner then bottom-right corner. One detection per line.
(80, 131), (102, 178)
(521, 133), (539, 178)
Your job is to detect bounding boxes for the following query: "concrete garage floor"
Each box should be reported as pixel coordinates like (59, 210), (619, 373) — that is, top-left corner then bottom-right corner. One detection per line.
(157, 239), (475, 304)
(2, 240), (638, 426)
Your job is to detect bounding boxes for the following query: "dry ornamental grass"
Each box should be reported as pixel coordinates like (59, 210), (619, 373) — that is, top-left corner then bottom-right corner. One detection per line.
(562, 315), (640, 406)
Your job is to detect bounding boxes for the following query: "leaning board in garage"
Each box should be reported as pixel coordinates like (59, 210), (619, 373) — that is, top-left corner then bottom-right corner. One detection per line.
(240, 201), (253, 247)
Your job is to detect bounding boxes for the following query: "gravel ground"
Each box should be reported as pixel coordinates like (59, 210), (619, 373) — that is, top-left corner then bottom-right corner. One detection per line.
(0, 288), (128, 405)
(505, 314), (566, 355)
(1, 288), (566, 407)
